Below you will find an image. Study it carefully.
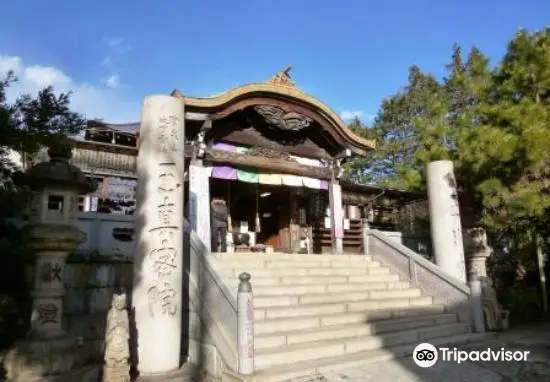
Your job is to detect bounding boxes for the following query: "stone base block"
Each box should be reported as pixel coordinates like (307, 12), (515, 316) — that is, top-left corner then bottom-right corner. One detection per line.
(136, 363), (215, 382)
(2, 336), (84, 381)
(103, 365), (130, 382)
(1, 364), (100, 382)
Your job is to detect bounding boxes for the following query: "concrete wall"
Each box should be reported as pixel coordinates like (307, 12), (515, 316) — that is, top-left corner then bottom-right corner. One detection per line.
(64, 254), (133, 363)
(62, 212), (135, 363)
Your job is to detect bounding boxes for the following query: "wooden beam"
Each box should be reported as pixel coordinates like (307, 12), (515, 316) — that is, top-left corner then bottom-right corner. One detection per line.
(185, 112), (210, 121)
(204, 148), (331, 180)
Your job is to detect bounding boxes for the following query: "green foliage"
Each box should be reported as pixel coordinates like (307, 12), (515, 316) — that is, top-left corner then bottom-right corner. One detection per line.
(0, 71), (85, 348)
(345, 28), (550, 233)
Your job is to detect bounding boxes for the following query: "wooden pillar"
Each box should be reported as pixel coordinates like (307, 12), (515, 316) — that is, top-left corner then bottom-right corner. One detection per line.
(328, 162), (344, 254)
(289, 189), (301, 252)
(188, 163), (211, 250)
(188, 119), (212, 250)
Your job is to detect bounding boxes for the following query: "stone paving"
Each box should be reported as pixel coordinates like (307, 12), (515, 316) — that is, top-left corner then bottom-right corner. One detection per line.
(289, 323), (550, 382)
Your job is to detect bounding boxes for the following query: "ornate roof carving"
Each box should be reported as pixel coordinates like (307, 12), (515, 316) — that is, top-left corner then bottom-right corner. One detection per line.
(254, 105), (313, 131)
(266, 65), (295, 87)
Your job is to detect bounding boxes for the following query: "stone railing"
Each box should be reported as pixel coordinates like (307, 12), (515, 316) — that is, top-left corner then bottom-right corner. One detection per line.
(367, 228), (472, 324)
(183, 223), (239, 376)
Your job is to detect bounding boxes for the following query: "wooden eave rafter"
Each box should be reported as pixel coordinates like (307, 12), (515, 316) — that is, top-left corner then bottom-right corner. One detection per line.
(204, 148), (331, 180)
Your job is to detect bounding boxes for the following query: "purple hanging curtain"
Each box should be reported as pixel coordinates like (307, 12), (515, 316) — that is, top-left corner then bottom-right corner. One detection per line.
(212, 142), (238, 152)
(320, 180), (329, 190)
(211, 166), (237, 180)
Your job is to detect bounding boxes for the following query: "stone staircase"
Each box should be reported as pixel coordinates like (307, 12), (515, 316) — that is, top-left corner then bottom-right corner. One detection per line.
(214, 252), (480, 381)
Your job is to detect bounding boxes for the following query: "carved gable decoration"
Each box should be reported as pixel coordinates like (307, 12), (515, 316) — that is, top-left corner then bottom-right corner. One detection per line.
(247, 146), (297, 162)
(254, 105), (313, 132)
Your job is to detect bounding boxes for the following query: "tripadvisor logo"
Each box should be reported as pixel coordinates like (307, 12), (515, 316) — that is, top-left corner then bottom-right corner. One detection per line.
(413, 343), (530, 368)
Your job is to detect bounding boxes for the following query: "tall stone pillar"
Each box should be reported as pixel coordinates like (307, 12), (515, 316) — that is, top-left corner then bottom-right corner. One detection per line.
(426, 160), (467, 282)
(133, 95), (185, 375)
(329, 182), (344, 254)
(188, 163), (211, 249)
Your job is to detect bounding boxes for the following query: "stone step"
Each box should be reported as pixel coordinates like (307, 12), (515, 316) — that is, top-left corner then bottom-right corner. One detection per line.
(347, 296), (432, 311)
(217, 260), (382, 269)
(254, 305), (447, 335)
(254, 288), (423, 308)
(222, 266), (388, 278)
(254, 322), (471, 370)
(254, 297), (434, 321)
(250, 281), (411, 296)
(224, 332), (494, 382)
(224, 273), (401, 287)
(255, 313), (458, 350)
(213, 253), (374, 262)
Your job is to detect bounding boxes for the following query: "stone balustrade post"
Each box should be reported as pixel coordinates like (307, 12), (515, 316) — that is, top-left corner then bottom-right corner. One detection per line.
(237, 272), (254, 375)
(469, 276), (486, 333)
(362, 218), (370, 256)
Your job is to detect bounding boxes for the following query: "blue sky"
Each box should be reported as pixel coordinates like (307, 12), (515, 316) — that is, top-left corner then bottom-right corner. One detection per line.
(1, 0), (548, 124)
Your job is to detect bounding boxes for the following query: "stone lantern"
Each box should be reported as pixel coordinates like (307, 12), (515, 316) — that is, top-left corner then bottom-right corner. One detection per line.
(3, 141), (98, 381)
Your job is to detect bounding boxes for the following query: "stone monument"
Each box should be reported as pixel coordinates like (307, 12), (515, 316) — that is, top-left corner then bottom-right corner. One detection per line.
(132, 95), (186, 376)
(103, 290), (130, 382)
(3, 141), (98, 381)
(426, 160), (467, 282)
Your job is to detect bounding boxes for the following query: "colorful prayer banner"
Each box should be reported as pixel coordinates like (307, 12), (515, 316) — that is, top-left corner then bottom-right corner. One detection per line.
(302, 177), (321, 189)
(211, 166), (237, 180)
(237, 168), (259, 183)
(212, 142), (238, 152)
(281, 174), (303, 187)
(259, 173), (282, 185)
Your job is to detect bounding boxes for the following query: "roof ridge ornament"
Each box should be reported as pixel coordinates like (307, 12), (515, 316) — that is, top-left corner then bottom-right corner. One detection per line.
(267, 65), (295, 87)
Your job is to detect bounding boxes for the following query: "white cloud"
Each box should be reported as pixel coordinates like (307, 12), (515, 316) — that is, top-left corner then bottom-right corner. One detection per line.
(0, 55), (139, 123)
(100, 37), (131, 71)
(102, 74), (120, 88)
(0, 56), (22, 73)
(100, 56), (112, 67)
(340, 110), (364, 120)
(24, 65), (71, 88)
(364, 114), (376, 123)
(105, 37), (124, 47)
(103, 37), (132, 52)
(340, 110), (376, 123)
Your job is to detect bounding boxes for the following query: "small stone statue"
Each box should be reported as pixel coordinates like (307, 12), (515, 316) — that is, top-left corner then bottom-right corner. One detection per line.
(480, 277), (510, 331)
(103, 290), (130, 382)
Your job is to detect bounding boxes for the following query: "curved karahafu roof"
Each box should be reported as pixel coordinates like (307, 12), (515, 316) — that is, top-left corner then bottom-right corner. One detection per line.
(170, 66), (376, 155)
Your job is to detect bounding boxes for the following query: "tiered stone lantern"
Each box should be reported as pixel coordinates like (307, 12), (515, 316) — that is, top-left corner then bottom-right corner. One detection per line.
(3, 142), (97, 381)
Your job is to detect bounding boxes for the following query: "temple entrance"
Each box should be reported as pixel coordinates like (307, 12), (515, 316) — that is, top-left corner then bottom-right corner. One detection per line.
(210, 178), (290, 251)
(256, 190), (281, 247)
(209, 174), (331, 253)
